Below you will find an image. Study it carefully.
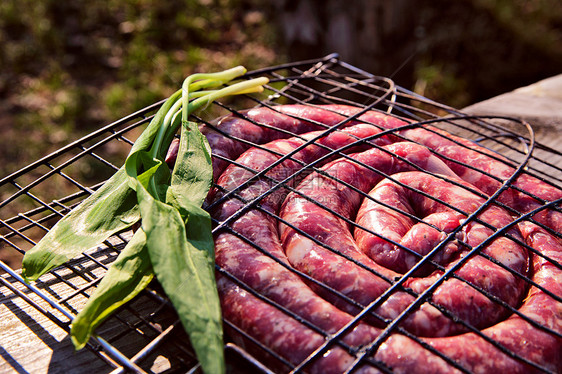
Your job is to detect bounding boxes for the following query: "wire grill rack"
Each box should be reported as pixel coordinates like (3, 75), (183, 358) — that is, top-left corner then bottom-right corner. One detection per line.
(1, 54), (561, 373)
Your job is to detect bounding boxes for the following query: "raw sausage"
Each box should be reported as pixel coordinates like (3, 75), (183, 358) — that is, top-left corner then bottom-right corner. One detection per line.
(201, 104), (404, 181)
(194, 104), (561, 373)
(278, 143), (469, 337)
(354, 172), (528, 333)
(218, 276), (382, 374)
(211, 124), (393, 353)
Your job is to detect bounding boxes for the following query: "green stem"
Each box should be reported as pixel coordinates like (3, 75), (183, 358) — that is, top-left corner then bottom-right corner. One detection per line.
(188, 77), (269, 113)
(151, 75), (268, 161)
(148, 90), (181, 159)
(181, 66), (248, 124)
(149, 66), (252, 160)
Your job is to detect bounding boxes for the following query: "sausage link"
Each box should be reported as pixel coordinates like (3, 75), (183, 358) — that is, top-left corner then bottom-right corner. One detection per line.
(354, 172), (528, 334)
(196, 104), (403, 181)
(421, 223), (562, 374)
(218, 276), (382, 374)
(193, 104), (561, 373)
(388, 126), (562, 235)
(211, 124), (394, 361)
(279, 143), (467, 337)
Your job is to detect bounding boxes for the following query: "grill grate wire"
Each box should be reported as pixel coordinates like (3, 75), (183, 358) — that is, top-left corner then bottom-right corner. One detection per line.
(0, 54), (561, 373)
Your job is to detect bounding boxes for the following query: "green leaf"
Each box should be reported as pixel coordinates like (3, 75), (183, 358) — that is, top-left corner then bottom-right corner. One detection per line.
(135, 182), (224, 374)
(170, 197), (216, 269)
(70, 229), (153, 350)
(21, 90), (183, 282)
(125, 150), (171, 200)
(167, 120), (213, 208)
(21, 69), (268, 373)
(22, 168), (139, 282)
(166, 120), (214, 260)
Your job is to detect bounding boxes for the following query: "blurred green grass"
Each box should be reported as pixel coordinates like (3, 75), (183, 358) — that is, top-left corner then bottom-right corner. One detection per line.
(1, 0), (561, 179)
(0, 0), (281, 179)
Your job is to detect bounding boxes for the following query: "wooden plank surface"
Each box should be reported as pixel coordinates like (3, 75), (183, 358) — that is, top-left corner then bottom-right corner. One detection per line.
(0, 264), (178, 374)
(0, 236), (180, 374)
(1, 75), (561, 374)
(0, 273), (113, 374)
(463, 74), (562, 154)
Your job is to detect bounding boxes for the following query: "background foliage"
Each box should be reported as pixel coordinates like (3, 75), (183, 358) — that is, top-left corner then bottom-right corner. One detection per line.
(1, 0), (561, 179)
(0, 0), (280, 179)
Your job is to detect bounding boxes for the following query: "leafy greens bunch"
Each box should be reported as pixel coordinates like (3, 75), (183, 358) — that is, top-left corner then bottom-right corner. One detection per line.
(22, 67), (269, 374)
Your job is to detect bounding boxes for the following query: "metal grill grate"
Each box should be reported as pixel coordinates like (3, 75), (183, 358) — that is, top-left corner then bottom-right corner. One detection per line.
(1, 54), (561, 373)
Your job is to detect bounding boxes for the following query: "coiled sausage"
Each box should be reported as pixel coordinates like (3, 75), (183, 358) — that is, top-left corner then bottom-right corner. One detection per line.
(175, 104), (561, 373)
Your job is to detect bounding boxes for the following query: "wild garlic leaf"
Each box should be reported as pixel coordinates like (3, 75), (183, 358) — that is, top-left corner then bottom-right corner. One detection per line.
(22, 90), (182, 282)
(167, 120), (213, 207)
(125, 150), (171, 201)
(70, 229), (153, 350)
(22, 168), (139, 282)
(135, 179), (224, 374)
